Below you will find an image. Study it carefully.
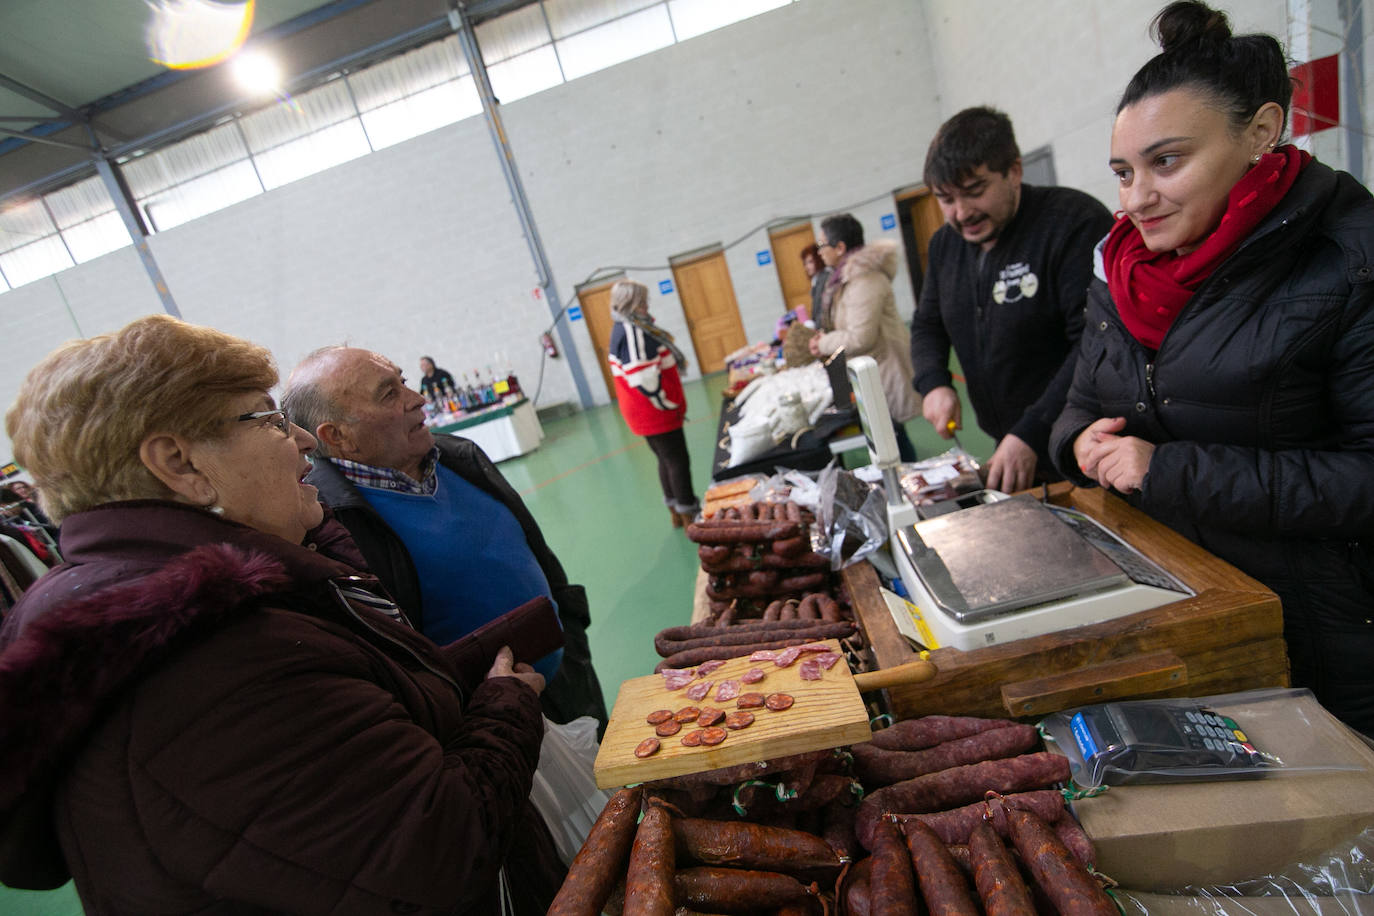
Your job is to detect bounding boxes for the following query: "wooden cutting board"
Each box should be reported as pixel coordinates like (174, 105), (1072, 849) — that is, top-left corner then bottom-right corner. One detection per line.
(593, 639), (873, 789)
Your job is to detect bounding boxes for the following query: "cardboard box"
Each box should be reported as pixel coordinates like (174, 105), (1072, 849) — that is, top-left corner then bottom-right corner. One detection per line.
(1070, 691), (1374, 891)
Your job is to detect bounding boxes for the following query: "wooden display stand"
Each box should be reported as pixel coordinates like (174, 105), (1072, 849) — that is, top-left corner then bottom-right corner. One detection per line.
(848, 483), (1290, 720)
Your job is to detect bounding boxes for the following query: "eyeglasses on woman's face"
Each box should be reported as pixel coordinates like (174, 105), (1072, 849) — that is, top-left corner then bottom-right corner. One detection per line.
(235, 408), (290, 435)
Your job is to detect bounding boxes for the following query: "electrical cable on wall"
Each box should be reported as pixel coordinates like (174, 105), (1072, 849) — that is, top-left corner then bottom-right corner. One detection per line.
(529, 187), (897, 404)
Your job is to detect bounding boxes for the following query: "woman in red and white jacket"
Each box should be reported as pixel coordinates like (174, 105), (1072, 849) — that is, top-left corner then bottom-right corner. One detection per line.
(607, 279), (700, 528)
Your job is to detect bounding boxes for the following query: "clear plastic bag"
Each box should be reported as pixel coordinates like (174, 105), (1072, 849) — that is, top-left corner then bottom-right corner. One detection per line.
(528, 716), (612, 865)
(812, 462), (888, 570)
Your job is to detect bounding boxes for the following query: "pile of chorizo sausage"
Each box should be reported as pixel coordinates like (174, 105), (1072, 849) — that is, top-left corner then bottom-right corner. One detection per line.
(550, 714), (1114, 915)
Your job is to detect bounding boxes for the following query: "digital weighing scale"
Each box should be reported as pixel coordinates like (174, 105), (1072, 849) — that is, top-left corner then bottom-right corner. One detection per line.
(845, 356), (1194, 653)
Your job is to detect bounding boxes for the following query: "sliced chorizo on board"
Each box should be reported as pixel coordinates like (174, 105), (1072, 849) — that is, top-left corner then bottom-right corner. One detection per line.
(903, 819), (981, 916)
(1005, 808), (1116, 916)
(548, 785), (644, 916)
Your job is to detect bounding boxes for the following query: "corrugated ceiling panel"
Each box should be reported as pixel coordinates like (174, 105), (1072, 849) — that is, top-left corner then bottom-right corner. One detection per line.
(348, 34), (468, 112)
(543, 0), (661, 39)
(239, 78), (357, 153)
(0, 198), (56, 252)
(121, 121), (250, 198)
(43, 175), (116, 229)
(474, 3), (552, 62)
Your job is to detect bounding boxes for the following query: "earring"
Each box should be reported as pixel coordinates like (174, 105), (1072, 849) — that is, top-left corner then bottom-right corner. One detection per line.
(1251, 153), (1262, 165)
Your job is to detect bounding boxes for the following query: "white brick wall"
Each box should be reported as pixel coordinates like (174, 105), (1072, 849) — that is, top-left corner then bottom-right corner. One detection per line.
(0, 0), (1303, 464)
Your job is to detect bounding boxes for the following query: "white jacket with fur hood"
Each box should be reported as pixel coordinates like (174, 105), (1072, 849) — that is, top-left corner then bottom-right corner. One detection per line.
(814, 239), (921, 423)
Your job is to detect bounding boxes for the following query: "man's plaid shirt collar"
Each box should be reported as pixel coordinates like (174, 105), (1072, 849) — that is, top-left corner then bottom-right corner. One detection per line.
(329, 447), (441, 495)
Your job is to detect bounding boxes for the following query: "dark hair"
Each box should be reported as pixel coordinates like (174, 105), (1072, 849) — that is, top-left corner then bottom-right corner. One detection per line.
(800, 243), (821, 264)
(419, 355), (435, 365)
(820, 214), (864, 250)
(924, 106), (1020, 189)
(1118, 2), (1291, 134)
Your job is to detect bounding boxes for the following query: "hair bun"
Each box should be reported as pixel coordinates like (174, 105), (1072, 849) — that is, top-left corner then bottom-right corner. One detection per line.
(1153, 0), (1232, 53)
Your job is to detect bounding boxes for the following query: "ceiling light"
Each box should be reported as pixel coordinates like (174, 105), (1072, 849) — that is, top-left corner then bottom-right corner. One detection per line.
(231, 49), (282, 96)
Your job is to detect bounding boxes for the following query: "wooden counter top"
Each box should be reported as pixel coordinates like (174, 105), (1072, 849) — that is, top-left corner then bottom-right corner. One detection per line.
(847, 483), (1289, 720)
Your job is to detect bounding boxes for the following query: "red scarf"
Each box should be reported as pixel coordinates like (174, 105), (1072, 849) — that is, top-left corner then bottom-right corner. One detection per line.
(1105, 144), (1311, 349)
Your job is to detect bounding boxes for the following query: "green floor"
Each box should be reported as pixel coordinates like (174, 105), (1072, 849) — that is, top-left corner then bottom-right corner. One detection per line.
(0, 371), (996, 914)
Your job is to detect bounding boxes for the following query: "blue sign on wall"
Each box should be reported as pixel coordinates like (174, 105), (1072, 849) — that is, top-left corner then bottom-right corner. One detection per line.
(881, 213), (897, 231)
(567, 305), (583, 321)
(756, 250), (772, 266)
(659, 279), (674, 295)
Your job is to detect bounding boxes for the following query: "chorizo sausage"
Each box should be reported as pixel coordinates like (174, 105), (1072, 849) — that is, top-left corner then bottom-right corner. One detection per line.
(779, 600), (799, 621)
(1004, 808), (1115, 916)
(869, 818), (920, 915)
(549, 786), (644, 916)
(889, 790), (1067, 845)
(771, 536), (807, 557)
(856, 753), (1071, 849)
(869, 715), (1021, 751)
(698, 544), (732, 565)
(655, 621), (855, 657)
(817, 595), (843, 622)
(1053, 815), (1096, 868)
(845, 856), (875, 916)
(902, 819), (980, 916)
(672, 818), (843, 872)
(624, 803), (675, 916)
(655, 632), (858, 671)
(656, 619), (850, 642)
(673, 867), (815, 912)
(796, 594), (820, 620)
(778, 571), (828, 592)
(851, 725), (1040, 787)
(968, 820), (1035, 916)
(763, 599), (784, 622)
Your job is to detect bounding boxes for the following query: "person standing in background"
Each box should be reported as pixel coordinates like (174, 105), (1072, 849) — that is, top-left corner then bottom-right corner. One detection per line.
(607, 279), (700, 529)
(801, 242), (832, 329)
(808, 213), (921, 461)
(912, 106), (1113, 492)
(418, 356), (455, 400)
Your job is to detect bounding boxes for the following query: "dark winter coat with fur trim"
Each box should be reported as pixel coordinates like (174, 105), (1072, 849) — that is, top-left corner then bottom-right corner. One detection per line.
(0, 500), (562, 915)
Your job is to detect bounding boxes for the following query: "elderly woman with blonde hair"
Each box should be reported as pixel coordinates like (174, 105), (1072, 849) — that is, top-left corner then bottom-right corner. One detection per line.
(607, 278), (700, 528)
(0, 315), (564, 914)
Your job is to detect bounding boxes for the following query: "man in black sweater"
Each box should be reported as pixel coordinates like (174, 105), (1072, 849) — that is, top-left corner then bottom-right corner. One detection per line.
(911, 106), (1113, 491)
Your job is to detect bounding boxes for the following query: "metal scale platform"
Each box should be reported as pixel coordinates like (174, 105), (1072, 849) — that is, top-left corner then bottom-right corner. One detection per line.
(845, 356), (1193, 653)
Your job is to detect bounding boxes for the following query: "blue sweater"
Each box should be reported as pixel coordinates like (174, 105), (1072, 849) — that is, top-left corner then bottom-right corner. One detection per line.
(362, 464), (562, 680)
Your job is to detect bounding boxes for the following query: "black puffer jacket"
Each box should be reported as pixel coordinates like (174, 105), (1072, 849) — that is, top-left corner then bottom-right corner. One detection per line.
(1050, 159), (1374, 734)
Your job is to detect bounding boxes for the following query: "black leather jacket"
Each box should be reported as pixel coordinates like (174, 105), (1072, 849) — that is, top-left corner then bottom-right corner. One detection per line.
(1051, 159), (1374, 734)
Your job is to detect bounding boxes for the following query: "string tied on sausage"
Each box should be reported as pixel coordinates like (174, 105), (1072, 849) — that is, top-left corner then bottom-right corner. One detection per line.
(1061, 783), (1110, 801)
(732, 778), (799, 815)
(869, 713), (895, 729)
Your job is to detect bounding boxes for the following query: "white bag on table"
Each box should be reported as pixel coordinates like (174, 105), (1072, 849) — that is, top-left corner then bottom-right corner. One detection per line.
(529, 716), (612, 865)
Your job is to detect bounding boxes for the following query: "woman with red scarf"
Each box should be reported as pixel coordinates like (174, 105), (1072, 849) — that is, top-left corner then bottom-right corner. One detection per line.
(1050, 1), (1374, 736)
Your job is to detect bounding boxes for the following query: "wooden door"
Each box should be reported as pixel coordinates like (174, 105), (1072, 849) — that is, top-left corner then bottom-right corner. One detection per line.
(671, 249), (748, 374)
(577, 279), (619, 400)
(896, 186), (947, 303)
(769, 221), (816, 316)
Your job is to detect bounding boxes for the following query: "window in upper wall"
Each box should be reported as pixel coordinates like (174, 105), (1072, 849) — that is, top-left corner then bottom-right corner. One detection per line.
(667, 0), (792, 41)
(487, 45), (565, 103)
(361, 78), (483, 150)
(253, 120), (372, 189)
(42, 175), (128, 263)
(141, 159), (262, 232)
(557, 5), (676, 80)
(0, 235), (74, 289)
(544, 0), (663, 39)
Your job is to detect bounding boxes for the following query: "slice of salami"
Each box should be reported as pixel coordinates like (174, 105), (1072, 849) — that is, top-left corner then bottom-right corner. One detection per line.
(697, 708), (725, 727)
(655, 719), (682, 737)
(765, 693), (795, 711)
(816, 652), (842, 670)
(715, 679), (742, 702)
(674, 706), (702, 723)
(664, 672), (695, 691)
(635, 737), (661, 758)
(799, 658), (823, 681)
(737, 693), (766, 709)
(685, 680), (714, 701)
(646, 709), (674, 725)
(681, 730), (705, 747)
(749, 650), (779, 662)
(774, 646), (803, 668)
(700, 727), (728, 746)
(798, 643), (834, 652)
(741, 668), (766, 684)
(695, 659), (728, 676)
(725, 711), (755, 730)
(660, 667), (695, 677)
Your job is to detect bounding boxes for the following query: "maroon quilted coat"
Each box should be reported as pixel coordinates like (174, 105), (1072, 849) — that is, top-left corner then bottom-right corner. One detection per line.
(0, 500), (563, 915)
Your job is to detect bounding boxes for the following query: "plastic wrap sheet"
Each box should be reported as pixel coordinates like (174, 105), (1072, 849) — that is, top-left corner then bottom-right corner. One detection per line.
(1117, 826), (1374, 915)
(813, 463), (886, 570)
